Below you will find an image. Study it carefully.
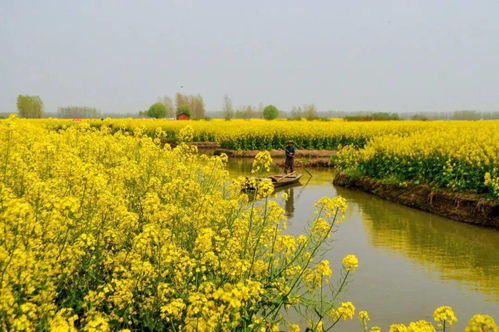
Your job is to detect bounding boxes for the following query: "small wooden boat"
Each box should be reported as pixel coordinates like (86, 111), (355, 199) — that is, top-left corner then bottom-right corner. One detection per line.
(241, 173), (303, 192)
(266, 173), (303, 188)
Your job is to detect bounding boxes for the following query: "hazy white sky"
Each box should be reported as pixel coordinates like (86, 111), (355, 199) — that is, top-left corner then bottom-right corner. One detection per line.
(1, 0), (498, 113)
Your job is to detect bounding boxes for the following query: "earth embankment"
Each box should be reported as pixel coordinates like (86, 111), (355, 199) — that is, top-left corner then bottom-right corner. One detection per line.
(333, 172), (499, 229)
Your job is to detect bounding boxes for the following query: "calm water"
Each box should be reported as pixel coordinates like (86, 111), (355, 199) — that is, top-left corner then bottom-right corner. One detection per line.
(227, 159), (499, 331)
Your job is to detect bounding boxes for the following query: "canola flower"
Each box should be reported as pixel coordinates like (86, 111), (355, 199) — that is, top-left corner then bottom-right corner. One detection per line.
(433, 305), (458, 330)
(389, 321), (436, 332)
(386, 312), (498, 332)
(342, 254), (359, 272)
(464, 314), (498, 332)
(32, 117), (499, 197)
(177, 124), (194, 142)
(24, 118), (499, 197)
(30, 118), (493, 151)
(407, 320), (437, 331)
(0, 117), (358, 331)
(359, 310), (370, 331)
(0, 117), (496, 331)
(333, 301), (356, 320)
(389, 323), (409, 331)
(333, 122), (499, 198)
(251, 150), (273, 174)
(305, 260), (333, 289)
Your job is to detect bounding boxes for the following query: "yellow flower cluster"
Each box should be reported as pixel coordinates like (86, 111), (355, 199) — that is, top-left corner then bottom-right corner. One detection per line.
(465, 314), (498, 332)
(342, 254), (359, 272)
(332, 301), (356, 320)
(0, 117), (358, 331)
(484, 172), (499, 197)
(23, 118), (499, 197)
(34, 118), (496, 150)
(305, 260), (332, 289)
(433, 305), (458, 327)
(334, 121), (499, 197)
(359, 310), (370, 330)
(389, 321), (435, 332)
(177, 124), (194, 142)
(387, 307), (497, 332)
(251, 150), (273, 174)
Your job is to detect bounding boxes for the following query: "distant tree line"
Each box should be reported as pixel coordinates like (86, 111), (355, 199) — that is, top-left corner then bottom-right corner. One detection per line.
(400, 110), (499, 120)
(222, 96), (266, 119)
(9, 93), (499, 121)
(222, 98), (325, 120)
(57, 106), (101, 119)
(344, 112), (400, 121)
(222, 96), (283, 120)
(289, 104), (319, 120)
(140, 93), (206, 119)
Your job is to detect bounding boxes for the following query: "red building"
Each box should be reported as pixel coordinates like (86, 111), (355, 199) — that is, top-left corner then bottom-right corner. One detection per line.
(176, 113), (190, 120)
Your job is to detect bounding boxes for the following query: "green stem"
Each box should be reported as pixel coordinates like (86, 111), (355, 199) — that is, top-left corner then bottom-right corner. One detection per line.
(266, 207), (339, 321)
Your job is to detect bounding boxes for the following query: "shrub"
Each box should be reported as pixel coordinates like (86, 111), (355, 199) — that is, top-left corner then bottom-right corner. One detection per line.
(146, 102), (168, 118)
(263, 105), (279, 120)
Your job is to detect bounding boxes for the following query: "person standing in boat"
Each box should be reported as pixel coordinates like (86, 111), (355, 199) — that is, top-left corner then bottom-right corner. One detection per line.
(284, 140), (296, 174)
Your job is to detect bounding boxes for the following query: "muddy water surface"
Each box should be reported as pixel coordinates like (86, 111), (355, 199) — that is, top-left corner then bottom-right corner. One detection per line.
(227, 160), (499, 331)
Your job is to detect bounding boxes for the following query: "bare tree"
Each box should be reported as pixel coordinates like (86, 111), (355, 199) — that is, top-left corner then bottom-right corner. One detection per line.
(158, 96), (174, 117)
(17, 95), (44, 118)
(289, 104), (317, 120)
(303, 104), (318, 120)
(175, 93), (189, 109)
(223, 95), (234, 120)
(191, 94), (205, 119)
(57, 106), (101, 118)
(290, 106), (304, 119)
(175, 93), (205, 119)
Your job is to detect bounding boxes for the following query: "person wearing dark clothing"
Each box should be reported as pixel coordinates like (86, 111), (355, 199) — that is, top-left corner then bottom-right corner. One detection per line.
(284, 140), (296, 174)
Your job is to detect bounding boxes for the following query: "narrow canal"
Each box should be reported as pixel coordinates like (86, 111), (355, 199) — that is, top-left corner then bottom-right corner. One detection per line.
(227, 159), (499, 331)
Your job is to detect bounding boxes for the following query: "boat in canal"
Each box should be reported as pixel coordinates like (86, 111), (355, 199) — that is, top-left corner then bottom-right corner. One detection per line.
(242, 173), (303, 192)
(267, 173), (303, 187)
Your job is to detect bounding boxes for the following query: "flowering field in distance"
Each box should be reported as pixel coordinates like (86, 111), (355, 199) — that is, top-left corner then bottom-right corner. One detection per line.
(333, 122), (499, 198)
(31, 118), (499, 197)
(0, 116), (497, 331)
(33, 118), (496, 150)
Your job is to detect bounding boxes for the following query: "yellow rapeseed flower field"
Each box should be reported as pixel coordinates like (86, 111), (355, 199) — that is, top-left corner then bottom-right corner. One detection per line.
(333, 121), (499, 197)
(30, 118), (486, 150)
(0, 117), (356, 331)
(0, 116), (497, 331)
(35, 117), (498, 196)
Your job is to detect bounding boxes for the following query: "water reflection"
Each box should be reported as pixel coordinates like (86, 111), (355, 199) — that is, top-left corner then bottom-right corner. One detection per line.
(335, 186), (499, 302)
(284, 187), (295, 217)
(225, 159), (499, 327)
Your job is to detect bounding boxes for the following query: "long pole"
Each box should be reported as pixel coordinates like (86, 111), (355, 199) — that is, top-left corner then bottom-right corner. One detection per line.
(303, 166), (313, 177)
